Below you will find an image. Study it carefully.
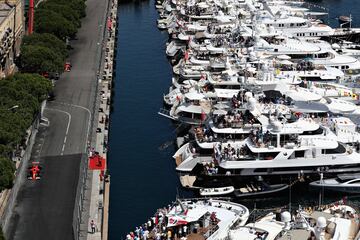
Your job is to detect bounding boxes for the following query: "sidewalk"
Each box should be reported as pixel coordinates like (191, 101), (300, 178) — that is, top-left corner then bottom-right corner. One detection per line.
(86, 0), (118, 239)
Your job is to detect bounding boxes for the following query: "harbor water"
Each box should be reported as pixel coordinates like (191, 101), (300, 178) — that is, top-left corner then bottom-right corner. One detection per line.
(109, 0), (360, 239)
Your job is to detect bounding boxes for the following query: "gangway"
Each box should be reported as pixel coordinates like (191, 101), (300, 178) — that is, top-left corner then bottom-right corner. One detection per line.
(158, 108), (175, 120)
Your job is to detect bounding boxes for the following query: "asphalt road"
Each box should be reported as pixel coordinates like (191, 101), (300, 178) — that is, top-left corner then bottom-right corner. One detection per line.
(8, 154), (82, 240)
(5, 0), (109, 237)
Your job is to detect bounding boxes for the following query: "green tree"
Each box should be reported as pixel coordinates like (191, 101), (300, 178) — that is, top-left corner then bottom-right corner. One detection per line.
(20, 45), (64, 73)
(35, 9), (77, 40)
(0, 157), (15, 190)
(38, 2), (81, 28)
(48, 0), (87, 18)
(11, 73), (53, 102)
(0, 73), (52, 160)
(22, 33), (68, 60)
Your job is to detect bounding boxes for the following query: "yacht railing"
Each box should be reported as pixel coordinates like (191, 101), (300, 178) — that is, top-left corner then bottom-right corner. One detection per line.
(158, 108), (175, 120)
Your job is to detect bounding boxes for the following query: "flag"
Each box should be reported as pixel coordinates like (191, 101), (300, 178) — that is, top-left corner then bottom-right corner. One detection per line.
(167, 216), (188, 227)
(89, 154), (106, 170)
(184, 50), (189, 62)
(201, 110), (206, 122)
(107, 17), (112, 30)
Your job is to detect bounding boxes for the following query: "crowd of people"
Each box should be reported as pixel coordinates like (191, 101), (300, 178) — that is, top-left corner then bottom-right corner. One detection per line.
(125, 206), (191, 240)
(214, 109), (257, 129)
(195, 126), (215, 142)
(203, 162), (219, 175)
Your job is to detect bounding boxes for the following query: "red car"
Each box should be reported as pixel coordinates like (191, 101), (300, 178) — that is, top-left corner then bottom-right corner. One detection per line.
(27, 162), (42, 180)
(64, 62), (72, 72)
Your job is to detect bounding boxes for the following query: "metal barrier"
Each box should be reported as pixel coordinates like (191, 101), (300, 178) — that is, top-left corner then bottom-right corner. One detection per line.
(72, 153), (88, 240)
(72, 0), (115, 238)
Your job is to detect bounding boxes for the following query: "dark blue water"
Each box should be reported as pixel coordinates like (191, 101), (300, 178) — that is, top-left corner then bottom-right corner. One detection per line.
(109, 0), (360, 239)
(108, 1), (180, 238)
(305, 0), (360, 27)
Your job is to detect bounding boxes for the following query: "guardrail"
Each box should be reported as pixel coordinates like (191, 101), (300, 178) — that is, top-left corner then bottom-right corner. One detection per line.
(72, 154), (88, 240)
(72, 0), (117, 238)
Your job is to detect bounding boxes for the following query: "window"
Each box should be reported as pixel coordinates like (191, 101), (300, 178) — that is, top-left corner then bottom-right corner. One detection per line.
(323, 144), (346, 154)
(349, 180), (360, 184)
(295, 150), (305, 158)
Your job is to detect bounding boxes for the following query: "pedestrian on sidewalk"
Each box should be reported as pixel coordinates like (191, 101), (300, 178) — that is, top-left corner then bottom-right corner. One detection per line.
(90, 220), (96, 233)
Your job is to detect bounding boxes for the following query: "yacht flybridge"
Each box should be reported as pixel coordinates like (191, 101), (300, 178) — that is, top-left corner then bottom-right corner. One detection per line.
(156, 0), (360, 197)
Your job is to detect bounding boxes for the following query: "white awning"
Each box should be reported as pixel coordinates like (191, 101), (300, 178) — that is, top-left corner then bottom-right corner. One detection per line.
(185, 91), (204, 100)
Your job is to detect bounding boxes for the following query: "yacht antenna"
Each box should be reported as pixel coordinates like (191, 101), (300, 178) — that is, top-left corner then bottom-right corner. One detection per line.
(318, 173), (324, 208)
(350, 14), (352, 29)
(288, 177), (292, 212)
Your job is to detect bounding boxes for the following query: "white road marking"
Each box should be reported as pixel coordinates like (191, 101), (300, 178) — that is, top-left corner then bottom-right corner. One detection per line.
(45, 108), (71, 155)
(53, 102), (92, 152)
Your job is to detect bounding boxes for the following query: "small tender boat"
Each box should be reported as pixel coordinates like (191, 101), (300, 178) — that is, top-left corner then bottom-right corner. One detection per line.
(199, 186), (235, 196)
(310, 174), (360, 193)
(339, 15), (352, 28)
(234, 183), (289, 198)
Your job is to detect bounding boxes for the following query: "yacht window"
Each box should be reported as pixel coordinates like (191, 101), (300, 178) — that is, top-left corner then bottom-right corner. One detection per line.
(254, 168), (268, 173)
(295, 150), (305, 158)
(349, 180), (360, 184)
(323, 144), (346, 154)
(336, 177), (348, 183)
(317, 52), (329, 59)
(272, 166), (317, 172)
(258, 152), (279, 160)
(290, 23), (294, 27)
(301, 127), (324, 135)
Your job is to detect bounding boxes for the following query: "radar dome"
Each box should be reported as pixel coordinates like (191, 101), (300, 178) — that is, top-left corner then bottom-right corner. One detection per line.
(272, 120), (283, 132)
(249, 51), (257, 61)
(332, 43), (341, 49)
(280, 211), (291, 223)
(247, 97), (256, 111)
(244, 92), (253, 101)
(316, 217), (327, 229)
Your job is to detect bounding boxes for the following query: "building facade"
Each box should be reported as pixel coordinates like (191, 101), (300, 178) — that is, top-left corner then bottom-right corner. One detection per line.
(0, 0), (24, 78)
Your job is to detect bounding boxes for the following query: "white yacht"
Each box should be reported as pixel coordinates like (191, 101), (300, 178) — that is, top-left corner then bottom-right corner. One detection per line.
(229, 204), (360, 240)
(255, 36), (360, 79)
(310, 173), (360, 193)
(175, 119), (360, 184)
(124, 199), (250, 240)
